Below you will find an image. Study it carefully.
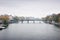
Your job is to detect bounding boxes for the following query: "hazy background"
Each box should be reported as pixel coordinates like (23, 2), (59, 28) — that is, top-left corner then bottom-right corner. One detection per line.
(0, 0), (60, 18)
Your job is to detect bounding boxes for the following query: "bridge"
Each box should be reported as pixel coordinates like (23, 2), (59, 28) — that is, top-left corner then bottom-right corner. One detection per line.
(19, 17), (41, 23)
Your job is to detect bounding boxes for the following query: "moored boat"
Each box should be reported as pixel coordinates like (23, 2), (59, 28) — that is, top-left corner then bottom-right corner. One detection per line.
(0, 27), (5, 30)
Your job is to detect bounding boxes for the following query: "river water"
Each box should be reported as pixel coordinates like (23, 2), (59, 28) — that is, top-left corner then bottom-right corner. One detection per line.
(0, 21), (60, 40)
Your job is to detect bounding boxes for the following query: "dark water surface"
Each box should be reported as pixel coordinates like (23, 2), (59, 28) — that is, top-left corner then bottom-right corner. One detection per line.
(0, 21), (60, 40)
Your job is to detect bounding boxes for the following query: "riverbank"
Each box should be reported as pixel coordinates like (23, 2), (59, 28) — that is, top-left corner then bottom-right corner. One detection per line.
(53, 23), (60, 27)
(44, 21), (60, 27)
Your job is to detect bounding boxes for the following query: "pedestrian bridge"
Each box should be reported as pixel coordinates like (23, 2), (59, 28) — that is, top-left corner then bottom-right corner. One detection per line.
(19, 19), (41, 23)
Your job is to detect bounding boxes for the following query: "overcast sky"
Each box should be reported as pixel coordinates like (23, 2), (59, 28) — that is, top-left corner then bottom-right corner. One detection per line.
(0, 0), (60, 18)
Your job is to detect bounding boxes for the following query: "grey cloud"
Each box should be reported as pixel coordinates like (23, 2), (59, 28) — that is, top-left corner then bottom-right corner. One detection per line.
(0, 0), (60, 7)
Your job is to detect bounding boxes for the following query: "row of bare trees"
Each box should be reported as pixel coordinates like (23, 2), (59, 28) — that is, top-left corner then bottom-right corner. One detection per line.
(42, 13), (60, 23)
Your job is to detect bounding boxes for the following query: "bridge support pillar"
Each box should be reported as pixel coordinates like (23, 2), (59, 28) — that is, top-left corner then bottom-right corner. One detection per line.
(27, 20), (29, 23)
(21, 20), (23, 23)
(33, 21), (35, 23)
(39, 21), (40, 23)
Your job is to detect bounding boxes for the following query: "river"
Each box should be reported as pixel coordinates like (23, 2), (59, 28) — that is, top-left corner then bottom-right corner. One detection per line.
(0, 21), (60, 40)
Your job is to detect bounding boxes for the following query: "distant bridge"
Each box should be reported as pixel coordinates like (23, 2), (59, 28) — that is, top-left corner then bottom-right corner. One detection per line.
(19, 18), (41, 23)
